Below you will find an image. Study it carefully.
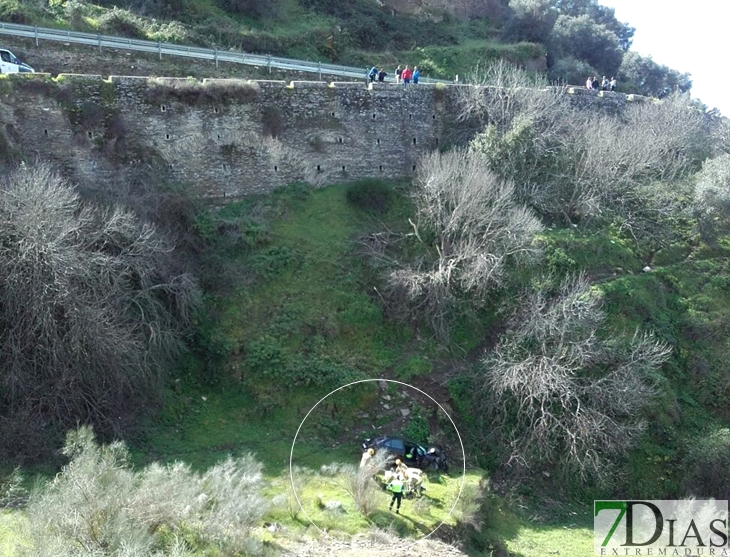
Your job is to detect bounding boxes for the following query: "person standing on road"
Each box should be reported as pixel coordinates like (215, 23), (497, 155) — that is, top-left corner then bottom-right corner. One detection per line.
(378, 68), (387, 82)
(402, 66), (412, 87)
(387, 474), (405, 513)
(369, 66), (378, 83)
(395, 65), (403, 84)
(413, 66), (420, 84)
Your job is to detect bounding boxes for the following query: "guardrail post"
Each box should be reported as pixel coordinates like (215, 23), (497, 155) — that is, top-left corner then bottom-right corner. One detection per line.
(158, 40), (161, 60)
(214, 47), (218, 69)
(34, 25), (38, 46)
(318, 61), (321, 81)
(267, 55), (271, 73)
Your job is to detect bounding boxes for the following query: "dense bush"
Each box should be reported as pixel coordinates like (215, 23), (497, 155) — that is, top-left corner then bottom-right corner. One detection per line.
(0, 165), (200, 462)
(346, 179), (393, 214)
(25, 427), (268, 556)
(693, 154), (730, 245)
(683, 428), (730, 500)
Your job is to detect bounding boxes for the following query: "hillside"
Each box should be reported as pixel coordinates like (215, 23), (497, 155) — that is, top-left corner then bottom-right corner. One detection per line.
(2, 2), (730, 557)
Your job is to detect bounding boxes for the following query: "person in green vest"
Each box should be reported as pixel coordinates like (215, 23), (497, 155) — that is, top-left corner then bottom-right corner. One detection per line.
(387, 473), (405, 513)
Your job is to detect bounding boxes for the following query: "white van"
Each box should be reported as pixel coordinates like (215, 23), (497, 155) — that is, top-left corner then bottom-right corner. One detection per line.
(0, 49), (34, 73)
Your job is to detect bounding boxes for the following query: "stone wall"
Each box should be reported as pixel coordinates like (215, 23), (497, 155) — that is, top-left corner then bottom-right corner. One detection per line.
(0, 74), (647, 201)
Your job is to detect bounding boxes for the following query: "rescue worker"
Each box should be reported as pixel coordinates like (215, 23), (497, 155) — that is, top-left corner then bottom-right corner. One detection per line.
(360, 447), (375, 468)
(394, 458), (408, 478)
(387, 474), (405, 513)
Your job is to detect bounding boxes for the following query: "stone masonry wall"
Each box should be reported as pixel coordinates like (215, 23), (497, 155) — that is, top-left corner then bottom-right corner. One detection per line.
(0, 74), (645, 201)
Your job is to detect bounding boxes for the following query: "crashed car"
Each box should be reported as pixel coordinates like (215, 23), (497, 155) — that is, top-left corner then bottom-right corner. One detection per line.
(361, 435), (448, 472)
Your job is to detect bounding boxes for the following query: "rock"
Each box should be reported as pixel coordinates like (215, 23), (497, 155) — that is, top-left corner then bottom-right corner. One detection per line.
(383, 395), (391, 401)
(324, 500), (344, 513)
(383, 404), (390, 410)
(264, 521), (281, 533)
(378, 379), (387, 390)
(400, 408), (410, 417)
(643, 266), (652, 272)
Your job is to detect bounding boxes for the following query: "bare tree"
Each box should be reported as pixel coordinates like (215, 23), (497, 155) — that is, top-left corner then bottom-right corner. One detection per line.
(478, 273), (671, 481)
(383, 150), (543, 337)
(0, 164), (201, 461)
(466, 66), (714, 240)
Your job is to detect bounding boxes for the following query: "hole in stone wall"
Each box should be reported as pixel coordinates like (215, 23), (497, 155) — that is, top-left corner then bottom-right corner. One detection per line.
(87, 131), (93, 139)
(412, 165), (416, 171)
(432, 114), (436, 119)
(376, 139), (380, 145)
(317, 165), (321, 171)
(331, 112), (336, 117)
(436, 138), (439, 145)
(341, 166), (346, 171)
(168, 163), (173, 169)
(379, 165), (383, 171)
(222, 164), (227, 171)
(161, 105), (166, 112)
(372, 113), (376, 119)
(44, 129), (48, 137)
(166, 133), (170, 140)
(338, 137), (343, 143)
(409, 114), (412, 120)
(413, 137), (417, 144)
(214, 107), (219, 114)
(274, 165), (278, 172)
(217, 134), (221, 139)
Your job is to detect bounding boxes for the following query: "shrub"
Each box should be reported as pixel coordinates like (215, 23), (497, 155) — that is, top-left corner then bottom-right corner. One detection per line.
(0, 164), (200, 462)
(693, 154), (730, 245)
(147, 79), (259, 105)
(25, 427), (268, 556)
(97, 7), (147, 39)
(341, 461), (383, 518)
(684, 428), (730, 499)
(346, 179), (393, 214)
(261, 105), (285, 138)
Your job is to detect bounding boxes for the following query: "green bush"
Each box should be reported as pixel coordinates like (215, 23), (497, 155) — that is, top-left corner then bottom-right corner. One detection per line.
(394, 356), (433, 381)
(402, 406), (430, 442)
(683, 428), (730, 499)
(346, 179), (393, 214)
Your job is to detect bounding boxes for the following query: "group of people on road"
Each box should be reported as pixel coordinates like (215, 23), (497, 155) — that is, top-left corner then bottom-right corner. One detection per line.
(368, 65), (420, 86)
(586, 75), (617, 91)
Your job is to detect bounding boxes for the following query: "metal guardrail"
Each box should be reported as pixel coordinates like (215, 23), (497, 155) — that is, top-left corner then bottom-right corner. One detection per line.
(0, 21), (451, 84)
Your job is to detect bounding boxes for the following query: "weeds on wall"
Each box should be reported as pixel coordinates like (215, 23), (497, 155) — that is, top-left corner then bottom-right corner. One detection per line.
(146, 78), (259, 105)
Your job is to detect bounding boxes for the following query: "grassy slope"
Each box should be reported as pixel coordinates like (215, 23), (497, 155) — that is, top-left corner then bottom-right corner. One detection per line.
(0, 0), (544, 79)
(130, 182), (595, 554)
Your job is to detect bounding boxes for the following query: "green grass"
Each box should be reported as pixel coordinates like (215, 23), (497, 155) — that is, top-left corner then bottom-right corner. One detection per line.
(506, 523), (593, 557)
(0, 510), (29, 557)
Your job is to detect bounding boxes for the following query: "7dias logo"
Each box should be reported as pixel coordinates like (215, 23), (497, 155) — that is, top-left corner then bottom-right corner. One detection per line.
(594, 500), (730, 555)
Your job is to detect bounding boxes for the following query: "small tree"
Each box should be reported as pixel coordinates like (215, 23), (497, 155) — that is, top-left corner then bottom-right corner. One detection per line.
(478, 274), (671, 481)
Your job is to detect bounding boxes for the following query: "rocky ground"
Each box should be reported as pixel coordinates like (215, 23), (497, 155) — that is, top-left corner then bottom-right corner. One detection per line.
(273, 532), (473, 557)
